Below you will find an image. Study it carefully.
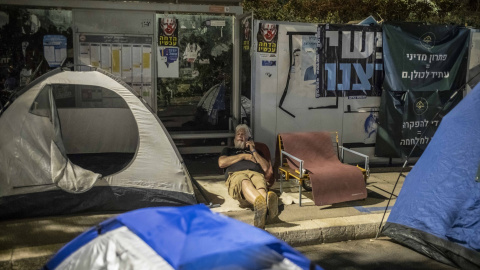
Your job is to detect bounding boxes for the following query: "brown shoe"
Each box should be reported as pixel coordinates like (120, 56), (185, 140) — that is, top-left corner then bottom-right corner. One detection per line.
(267, 191), (279, 222)
(253, 196), (267, 229)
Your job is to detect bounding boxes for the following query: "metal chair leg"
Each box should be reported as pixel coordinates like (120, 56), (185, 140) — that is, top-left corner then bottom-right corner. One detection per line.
(299, 180), (302, 207)
(280, 173), (283, 193)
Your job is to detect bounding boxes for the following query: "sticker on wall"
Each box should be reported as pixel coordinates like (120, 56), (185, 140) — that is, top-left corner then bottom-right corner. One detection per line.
(183, 43), (201, 63)
(208, 20), (226, 27)
(363, 111), (378, 143)
(158, 46), (179, 78)
(158, 17), (178, 46)
(43, 35), (67, 67)
(257, 23), (278, 53)
(302, 35), (317, 82)
(259, 54), (277, 58)
(22, 14), (40, 35)
(262, 60), (276, 66)
(242, 17), (251, 51)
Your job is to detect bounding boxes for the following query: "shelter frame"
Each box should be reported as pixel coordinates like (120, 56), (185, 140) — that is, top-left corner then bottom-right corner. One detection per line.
(1, 0), (244, 154)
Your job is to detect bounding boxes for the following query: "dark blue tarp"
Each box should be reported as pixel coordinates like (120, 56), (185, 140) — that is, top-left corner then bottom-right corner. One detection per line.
(383, 84), (480, 269)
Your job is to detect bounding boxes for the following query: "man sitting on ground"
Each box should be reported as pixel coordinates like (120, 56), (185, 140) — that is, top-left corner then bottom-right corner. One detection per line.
(218, 124), (278, 229)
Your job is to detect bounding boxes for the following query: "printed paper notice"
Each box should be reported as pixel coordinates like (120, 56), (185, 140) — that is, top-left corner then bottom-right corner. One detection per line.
(158, 46), (179, 78)
(142, 45), (152, 83)
(122, 45), (132, 83)
(90, 44), (100, 67)
(132, 45), (142, 83)
(111, 44), (121, 77)
(43, 35), (67, 67)
(79, 43), (91, 69)
(101, 44), (112, 72)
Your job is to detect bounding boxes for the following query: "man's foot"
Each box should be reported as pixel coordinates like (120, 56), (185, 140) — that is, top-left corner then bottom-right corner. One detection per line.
(253, 196), (267, 229)
(267, 191), (279, 222)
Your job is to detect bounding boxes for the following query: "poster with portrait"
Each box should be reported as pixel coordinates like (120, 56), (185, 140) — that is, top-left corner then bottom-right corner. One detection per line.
(302, 35), (317, 83)
(158, 17), (178, 46)
(242, 16), (252, 52)
(256, 23), (278, 53)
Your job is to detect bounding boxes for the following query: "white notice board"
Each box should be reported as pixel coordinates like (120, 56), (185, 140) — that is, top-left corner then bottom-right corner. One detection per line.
(76, 34), (154, 107)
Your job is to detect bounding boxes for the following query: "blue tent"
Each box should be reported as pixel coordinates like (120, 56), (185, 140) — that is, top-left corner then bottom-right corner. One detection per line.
(357, 15), (379, 26)
(43, 204), (322, 270)
(382, 85), (480, 269)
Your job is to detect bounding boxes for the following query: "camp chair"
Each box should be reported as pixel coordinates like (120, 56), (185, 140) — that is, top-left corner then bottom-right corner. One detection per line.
(254, 142), (275, 187)
(277, 132), (369, 206)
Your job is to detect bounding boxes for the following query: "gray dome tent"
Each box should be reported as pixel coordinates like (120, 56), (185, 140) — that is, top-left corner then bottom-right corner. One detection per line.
(0, 69), (196, 219)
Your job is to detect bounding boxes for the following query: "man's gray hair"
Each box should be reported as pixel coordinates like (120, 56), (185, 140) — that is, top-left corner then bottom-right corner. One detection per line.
(235, 124), (251, 138)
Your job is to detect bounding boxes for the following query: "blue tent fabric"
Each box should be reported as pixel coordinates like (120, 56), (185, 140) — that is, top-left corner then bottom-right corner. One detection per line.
(382, 84), (480, 269)
(44, 204), (322, 270)
(358, 16), (378, 25)
(446, 191), (480, 251)
(44, 217), (126, 268)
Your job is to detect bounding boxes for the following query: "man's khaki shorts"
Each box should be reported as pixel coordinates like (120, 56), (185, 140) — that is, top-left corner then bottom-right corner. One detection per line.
(226, 170), (267, 202)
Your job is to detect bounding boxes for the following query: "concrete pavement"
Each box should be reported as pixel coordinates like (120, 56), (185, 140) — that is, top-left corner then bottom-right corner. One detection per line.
(204, 171), (405, 246)
(298, 237), (457, 270)
(0, 167), (408, 269)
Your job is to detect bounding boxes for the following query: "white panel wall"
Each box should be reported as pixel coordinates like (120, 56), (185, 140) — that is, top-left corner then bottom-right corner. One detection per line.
(253, 21), (344, 160)
(252, 21), (389, 164)
(73, 9), (156, 108)
(74, 10), (154, 35)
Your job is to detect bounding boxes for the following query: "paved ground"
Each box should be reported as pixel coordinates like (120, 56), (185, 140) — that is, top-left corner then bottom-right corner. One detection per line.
(0, 156), (412, 269)
(197, 170), (406, 246)
(298, 237), (457, 270)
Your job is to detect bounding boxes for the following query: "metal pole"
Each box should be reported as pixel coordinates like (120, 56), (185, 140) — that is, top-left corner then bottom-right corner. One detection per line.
(191, 177), (220, 208)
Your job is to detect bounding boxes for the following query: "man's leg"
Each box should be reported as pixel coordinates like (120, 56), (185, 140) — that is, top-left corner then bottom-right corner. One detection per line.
(257, 187), (267, 199)
(266, 191), (279, 221)
(249, 172), (279, 222)
(241, 180), (265, 204)
(241, 179), (267, 229)
(254, 187), (278, 222)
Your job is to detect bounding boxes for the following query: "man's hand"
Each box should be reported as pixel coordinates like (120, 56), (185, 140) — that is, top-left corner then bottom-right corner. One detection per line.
(246, 140), (255, 152)
(247, 141), (271, 176)
(244, 153), (257, 163)
(219, 153), (256, 168)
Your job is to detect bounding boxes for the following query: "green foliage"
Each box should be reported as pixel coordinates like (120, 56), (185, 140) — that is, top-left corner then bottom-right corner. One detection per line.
(243, 0), (480, 28)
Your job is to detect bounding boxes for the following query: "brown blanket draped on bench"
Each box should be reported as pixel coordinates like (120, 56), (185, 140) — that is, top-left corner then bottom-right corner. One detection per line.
(278, 132), (367, 206)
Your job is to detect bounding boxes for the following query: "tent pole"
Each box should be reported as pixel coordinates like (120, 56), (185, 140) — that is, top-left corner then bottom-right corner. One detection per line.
(375, 160), (408, 239)
(191, 177), (221, 208)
